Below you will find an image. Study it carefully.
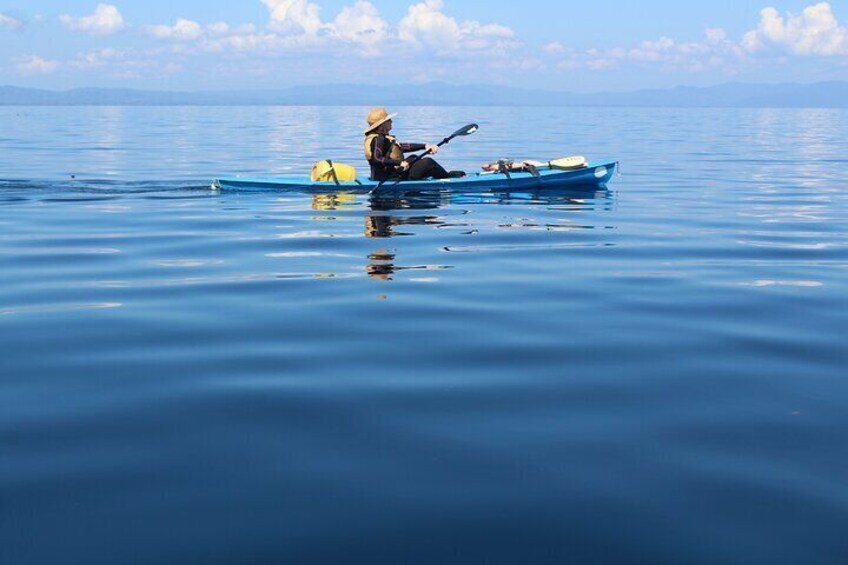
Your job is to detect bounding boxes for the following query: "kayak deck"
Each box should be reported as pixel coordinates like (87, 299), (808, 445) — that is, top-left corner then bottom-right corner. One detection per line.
(213, 160), (618, 193)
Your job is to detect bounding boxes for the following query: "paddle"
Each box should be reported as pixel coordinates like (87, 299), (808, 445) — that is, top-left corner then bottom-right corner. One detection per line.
(480, 155), (588, 176)
(525, 156), (587, 170)
(370, 123), (479, 193)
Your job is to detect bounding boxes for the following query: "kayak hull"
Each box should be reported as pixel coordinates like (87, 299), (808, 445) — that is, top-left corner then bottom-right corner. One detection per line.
(213, 160), (618, 193)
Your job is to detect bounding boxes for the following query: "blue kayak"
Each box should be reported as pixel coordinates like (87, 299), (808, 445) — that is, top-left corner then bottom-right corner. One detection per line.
(213, 160), (618, 193)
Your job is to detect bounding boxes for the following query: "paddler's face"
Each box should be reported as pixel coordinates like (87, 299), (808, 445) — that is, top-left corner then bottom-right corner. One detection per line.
(384, 119), (392, 132)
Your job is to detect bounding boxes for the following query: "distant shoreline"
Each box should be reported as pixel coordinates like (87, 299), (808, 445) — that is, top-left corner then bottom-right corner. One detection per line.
(2, 81), (847, 108)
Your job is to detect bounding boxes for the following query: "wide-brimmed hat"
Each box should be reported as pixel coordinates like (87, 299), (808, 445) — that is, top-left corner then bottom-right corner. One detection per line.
(364, 108), (397, 134)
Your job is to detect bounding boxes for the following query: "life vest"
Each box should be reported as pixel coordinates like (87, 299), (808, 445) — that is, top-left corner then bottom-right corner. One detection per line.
(364, 133), (404, 162)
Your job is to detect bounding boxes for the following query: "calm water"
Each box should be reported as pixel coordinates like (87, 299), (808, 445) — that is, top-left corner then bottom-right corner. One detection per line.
(1, 106), (847, 564)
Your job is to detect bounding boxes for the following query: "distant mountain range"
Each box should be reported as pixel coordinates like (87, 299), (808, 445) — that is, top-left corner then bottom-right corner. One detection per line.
(1, 81), (846, 107)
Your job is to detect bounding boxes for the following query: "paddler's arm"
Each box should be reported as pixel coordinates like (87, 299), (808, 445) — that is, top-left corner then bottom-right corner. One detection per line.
(400, 143), (439, 155)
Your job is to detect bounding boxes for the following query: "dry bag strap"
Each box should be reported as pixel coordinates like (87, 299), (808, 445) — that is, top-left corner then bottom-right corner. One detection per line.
(326, 160), (341, 186)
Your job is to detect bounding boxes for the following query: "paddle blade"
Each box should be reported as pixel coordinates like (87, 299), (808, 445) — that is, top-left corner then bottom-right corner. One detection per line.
(439, 123), (479, 147)
(453, 123), (479, 137)
(548, 155), (588, 170)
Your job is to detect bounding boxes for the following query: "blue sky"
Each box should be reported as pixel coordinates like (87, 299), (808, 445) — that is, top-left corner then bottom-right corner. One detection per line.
(1, 1), (847, 91)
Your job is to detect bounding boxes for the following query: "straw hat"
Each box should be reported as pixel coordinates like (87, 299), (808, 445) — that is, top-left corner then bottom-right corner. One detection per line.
(364, 108), (397, 134)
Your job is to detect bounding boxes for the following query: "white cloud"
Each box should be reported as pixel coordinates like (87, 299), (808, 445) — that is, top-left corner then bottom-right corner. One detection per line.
(204, 32), (269, 53)
(16, 55), (58, 74)
(628, 36), (675, 62)
(398, 0), (516, 54)
(262, 0), (324, 35)
(540, 2), (846, 78)
(60, 3), (125, 36)
(202, 29), (327, 54)
(1, 12), (24, 30)
(208, 22), (231, 36)
(195, 22), (257, 46)
(328, 1), (388, 49)
(134, 1), (514, 62)
(544, 41), (566, 54)
(398, 0), (459, 49)
(705, 28), (728, 43)
(500, 56), (545, 72)
(70, 48), (125, 69)
(204, 1), (389, 55)
(548, 26), (746, 74)
(146, 18), (204, 41)
(66, 49), (181, 79)
(587, 58), (616, 71)
(742, 2), (848, 56)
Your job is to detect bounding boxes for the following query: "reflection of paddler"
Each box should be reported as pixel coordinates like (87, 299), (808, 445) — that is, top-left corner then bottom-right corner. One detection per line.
(367, 250), (396, 280)
(365, 215), (396, 238)
(365, 213), (441, 238)
(312, 193), (356, 211)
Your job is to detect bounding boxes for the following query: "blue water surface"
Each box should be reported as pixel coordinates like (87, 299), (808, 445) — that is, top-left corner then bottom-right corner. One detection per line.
(1, 106), (847, 564)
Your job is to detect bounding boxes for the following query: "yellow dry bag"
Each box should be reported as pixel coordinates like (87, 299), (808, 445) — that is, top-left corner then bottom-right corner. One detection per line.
(311, 160), (357, 184)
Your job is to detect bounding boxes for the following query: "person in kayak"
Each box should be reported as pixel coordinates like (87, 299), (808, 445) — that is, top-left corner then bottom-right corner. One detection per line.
(364, 108), (465, 182)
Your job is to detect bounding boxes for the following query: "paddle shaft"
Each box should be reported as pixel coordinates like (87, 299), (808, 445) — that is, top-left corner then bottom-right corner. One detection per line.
(405, 133), (455, 167)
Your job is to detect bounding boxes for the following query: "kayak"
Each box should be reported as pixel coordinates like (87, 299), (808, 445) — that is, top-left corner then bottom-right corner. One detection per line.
(212, 160), (618, 193)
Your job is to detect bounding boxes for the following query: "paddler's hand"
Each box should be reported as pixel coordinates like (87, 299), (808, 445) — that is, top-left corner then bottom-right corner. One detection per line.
(398, 161), (410, 171)
(425, 144), (439, 155)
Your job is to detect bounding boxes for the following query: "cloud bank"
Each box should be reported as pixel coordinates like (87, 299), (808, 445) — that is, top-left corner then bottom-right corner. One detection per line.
(544, 2), (847, 74)
(7, 1), (848, 85)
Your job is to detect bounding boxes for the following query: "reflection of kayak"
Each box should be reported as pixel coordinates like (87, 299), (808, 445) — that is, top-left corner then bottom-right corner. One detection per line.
(213, 160), (618, 192)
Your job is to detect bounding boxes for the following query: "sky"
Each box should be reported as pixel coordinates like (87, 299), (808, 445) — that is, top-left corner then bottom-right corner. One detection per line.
(1, 0), (847, 91)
